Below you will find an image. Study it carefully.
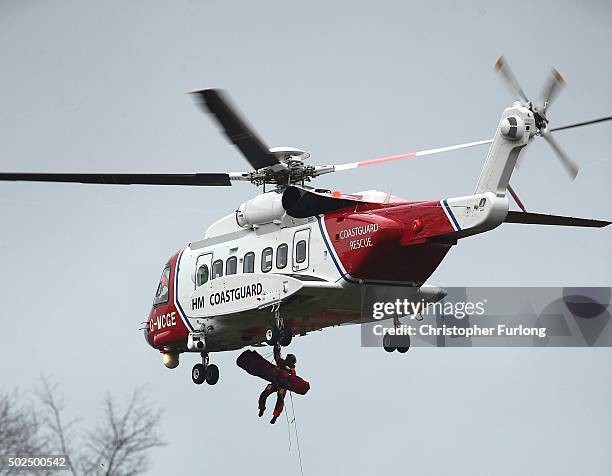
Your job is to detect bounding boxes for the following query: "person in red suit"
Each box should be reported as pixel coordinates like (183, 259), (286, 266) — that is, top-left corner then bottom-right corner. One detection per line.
(258, 344), (297, 424)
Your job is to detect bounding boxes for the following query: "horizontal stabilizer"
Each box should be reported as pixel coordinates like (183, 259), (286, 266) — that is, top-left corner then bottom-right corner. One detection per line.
(504, 211), (610, 228)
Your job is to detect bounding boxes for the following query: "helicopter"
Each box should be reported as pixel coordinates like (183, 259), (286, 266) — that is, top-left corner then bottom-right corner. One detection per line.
(1, 57), (610, 386)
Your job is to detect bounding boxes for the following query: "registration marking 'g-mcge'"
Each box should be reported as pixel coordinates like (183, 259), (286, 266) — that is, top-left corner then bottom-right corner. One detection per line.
(150, 311), (177, 331)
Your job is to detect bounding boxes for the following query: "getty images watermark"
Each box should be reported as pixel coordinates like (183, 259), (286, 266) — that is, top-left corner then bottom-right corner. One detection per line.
(371, 296), (545, 338)
(360, 287), (612, 347)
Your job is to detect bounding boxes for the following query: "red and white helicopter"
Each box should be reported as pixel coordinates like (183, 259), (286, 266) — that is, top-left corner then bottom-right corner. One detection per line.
(2, 58), (610, 386)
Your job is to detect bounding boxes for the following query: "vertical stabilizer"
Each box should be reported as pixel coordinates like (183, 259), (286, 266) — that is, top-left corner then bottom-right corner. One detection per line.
(474, 103), (535, 195)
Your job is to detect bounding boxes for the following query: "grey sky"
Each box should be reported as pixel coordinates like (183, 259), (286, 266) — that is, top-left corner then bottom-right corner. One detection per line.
(1, 1), (610, 475)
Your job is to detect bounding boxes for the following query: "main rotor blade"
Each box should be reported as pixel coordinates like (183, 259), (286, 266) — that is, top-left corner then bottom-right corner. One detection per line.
(539, 68), (565, 113)
(191, 89), (280, 170)
(323, 114), (609, 177)
(0, 172), (232, 186)
(550, 116), (612, 133)
(331, 139), (493, 172)
(505, 211), (610, 228)
(495, 56), (529, 104)
(541, 131), (579, 179)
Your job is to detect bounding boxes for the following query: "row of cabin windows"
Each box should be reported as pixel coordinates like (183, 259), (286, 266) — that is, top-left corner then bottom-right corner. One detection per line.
(195, 241), (306, 287)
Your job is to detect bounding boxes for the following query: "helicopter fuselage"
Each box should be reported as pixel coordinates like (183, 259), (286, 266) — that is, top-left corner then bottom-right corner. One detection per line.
(144, 188), (506, 356)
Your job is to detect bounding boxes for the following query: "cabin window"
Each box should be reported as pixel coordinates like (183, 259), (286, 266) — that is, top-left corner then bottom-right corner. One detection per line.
(261, 247), (273, 273)
(243, 252), (255, 273)
(226, 256), (237, 275)
(296, 240), (307, 263)
(196, 264), (209, 286)
(153, 265), (170, 305)
(212, 259), (223, 279)
(276, 243), (288, 269)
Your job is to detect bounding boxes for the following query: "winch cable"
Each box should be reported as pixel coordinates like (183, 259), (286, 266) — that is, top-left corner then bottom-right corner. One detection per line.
(284, 405), (292, 452)
(289, 392), (305, 476)
(262, 350), (303, 474)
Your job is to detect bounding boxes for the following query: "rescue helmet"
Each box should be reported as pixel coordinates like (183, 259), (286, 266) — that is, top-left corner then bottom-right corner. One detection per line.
(285, 354), (297, 368)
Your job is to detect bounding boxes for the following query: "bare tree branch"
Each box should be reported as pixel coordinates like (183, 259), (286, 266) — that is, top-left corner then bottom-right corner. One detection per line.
(36, 377), (79, 476)
(1, 382), (164, 476)
(79, 388), (165, 476)
(0, 391), (51, 476)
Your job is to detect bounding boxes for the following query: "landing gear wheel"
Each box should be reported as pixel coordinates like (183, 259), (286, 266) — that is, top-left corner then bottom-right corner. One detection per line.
(205, 364), (219, 385)
(191, 364), (206, 385)
(397, 335), (411, 353)
(279, 327), (293, 347)
(265, 327), (280, 346)
(383, 334), (396, 353)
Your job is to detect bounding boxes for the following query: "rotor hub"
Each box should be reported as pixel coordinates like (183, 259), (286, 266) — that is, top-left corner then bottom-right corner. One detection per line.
(269, 147), (310, 164)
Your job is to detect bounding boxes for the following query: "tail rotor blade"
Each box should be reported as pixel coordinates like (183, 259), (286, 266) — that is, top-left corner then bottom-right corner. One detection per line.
(539, 68), (565, 113)
(541, 131), (579, 179)
(495, 56), (530, 104)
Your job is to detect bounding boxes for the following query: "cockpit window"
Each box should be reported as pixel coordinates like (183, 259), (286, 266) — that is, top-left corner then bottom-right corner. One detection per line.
(153, 265), (170, 306)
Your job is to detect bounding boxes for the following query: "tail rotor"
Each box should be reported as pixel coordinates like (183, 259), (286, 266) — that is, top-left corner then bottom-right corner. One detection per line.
(495, 56), (579, 180)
